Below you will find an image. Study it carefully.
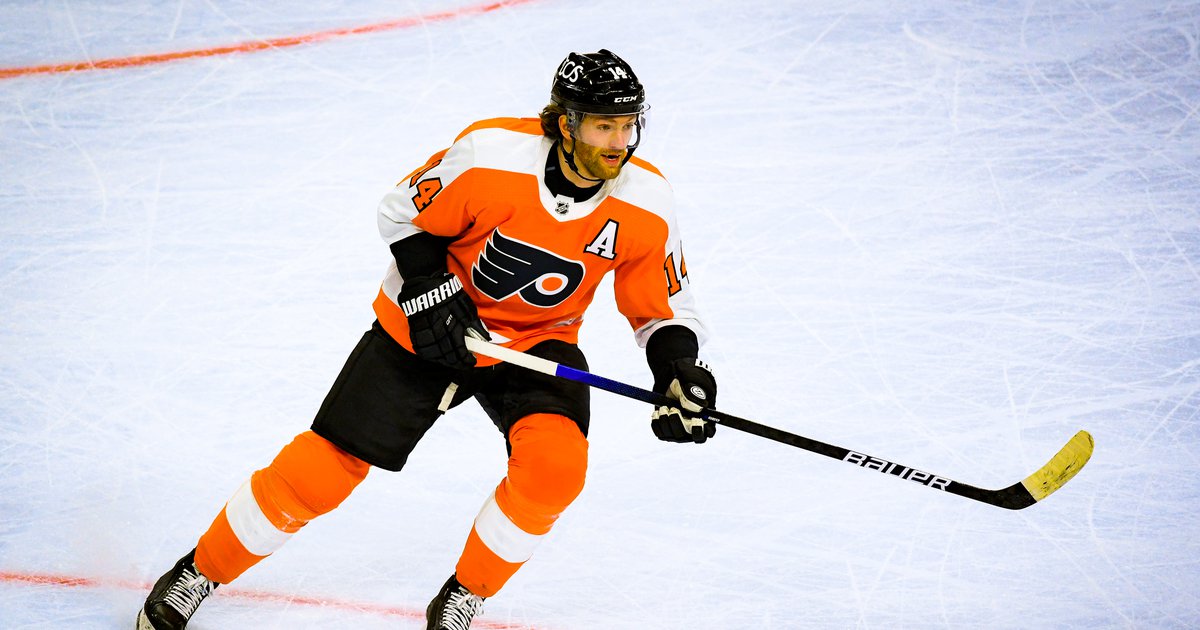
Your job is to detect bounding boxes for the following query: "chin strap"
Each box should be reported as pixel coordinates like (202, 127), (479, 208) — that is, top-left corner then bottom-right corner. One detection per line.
(558, 139), (604, 184)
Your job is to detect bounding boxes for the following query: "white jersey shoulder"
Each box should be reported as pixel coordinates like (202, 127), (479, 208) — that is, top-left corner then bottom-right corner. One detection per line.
(378, 121), (542, 245)
(455, 123), (545, 176)
(611, 158), (673, 220)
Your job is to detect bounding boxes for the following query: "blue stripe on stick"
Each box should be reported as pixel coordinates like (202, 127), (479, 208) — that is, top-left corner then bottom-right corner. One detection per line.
(556, 365), (663, 406)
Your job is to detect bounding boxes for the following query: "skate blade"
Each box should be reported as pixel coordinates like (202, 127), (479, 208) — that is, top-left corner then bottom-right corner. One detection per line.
(135, 609), (155, 630)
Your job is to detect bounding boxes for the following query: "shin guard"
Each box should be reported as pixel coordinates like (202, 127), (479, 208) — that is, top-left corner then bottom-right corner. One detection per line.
(194, 430), (369, 583)
(456, 414), (588, 597)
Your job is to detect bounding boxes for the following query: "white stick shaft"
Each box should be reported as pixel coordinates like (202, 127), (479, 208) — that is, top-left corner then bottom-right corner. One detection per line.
(465, 336), (558, 376)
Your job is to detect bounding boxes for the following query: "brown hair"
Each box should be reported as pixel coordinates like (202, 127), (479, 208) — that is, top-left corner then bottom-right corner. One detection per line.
(539, 102), (567, 141)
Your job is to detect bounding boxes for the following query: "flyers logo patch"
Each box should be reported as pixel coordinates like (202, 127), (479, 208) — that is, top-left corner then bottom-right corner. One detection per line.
(472, 229), (585, 307)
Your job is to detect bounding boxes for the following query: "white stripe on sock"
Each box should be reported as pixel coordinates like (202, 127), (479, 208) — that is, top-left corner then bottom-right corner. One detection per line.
(225, 481), (292, 557)
(473, 491), (543, 564)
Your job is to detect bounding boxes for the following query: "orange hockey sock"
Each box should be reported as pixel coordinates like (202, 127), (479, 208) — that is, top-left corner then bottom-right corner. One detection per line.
(455, 414), (588, 597)
(194, 430), (369, 583)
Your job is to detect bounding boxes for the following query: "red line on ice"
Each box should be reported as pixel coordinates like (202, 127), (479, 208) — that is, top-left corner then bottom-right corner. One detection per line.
(0, 0), (538, 80)
(0, 569), (542, 629)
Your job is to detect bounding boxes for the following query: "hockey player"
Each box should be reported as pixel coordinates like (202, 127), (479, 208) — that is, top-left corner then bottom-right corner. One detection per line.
(137, 49), (717, 630)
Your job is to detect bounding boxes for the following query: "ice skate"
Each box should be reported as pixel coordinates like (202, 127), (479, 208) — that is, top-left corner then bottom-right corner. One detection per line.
(135, 549), (218, 630)
(426, 574), (485, 630)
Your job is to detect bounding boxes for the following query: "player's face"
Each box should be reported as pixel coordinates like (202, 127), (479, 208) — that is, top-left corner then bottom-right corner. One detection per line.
(571, 114), (639, 180)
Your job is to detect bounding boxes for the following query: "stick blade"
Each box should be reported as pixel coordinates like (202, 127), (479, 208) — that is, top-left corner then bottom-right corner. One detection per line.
(1018, 430), (1094, 504)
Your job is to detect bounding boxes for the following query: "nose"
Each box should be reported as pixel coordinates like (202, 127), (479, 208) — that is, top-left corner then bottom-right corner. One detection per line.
(608, 129), (630, 150)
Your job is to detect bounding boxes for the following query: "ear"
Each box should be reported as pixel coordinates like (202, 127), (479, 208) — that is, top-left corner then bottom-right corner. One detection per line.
(557, 114), (572, 144)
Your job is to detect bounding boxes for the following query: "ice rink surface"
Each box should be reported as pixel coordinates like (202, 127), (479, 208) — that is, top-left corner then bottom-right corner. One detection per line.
(2, 1), (1198, 628)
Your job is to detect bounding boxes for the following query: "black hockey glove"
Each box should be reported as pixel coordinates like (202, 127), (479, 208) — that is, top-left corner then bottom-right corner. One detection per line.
(651, 358), (717, 444)
(397, 272), (489, 370)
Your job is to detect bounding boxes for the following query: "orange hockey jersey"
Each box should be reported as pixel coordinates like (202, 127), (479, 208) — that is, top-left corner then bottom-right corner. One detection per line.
(373, 117), (705, 365)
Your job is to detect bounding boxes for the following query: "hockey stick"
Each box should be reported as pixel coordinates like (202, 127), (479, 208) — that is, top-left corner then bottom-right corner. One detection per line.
(465, 336), (1093, 510)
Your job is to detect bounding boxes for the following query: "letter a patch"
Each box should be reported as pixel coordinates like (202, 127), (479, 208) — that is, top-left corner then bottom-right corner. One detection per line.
(584, 219), (619, 260)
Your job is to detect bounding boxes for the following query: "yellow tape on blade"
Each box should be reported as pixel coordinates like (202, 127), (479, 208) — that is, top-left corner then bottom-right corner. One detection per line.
(1020, 430), (1094, 502)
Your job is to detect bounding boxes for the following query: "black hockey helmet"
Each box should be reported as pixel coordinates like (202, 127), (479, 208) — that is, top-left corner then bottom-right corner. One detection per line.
(550, 49), (647, 116)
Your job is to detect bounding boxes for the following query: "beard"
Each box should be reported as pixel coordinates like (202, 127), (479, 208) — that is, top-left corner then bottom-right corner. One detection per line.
(572, 141), (626, 180)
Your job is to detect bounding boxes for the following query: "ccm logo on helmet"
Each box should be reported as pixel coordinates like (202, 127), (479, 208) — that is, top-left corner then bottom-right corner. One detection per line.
(613, 96), (639, 103)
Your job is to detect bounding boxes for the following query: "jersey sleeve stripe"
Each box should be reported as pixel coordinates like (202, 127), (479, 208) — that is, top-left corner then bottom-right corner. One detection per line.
(628, 155), (664, 178)
(454, 117), (544, 142)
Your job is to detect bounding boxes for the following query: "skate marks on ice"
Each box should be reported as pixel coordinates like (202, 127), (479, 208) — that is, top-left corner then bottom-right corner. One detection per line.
(1, 0), (1199, 629)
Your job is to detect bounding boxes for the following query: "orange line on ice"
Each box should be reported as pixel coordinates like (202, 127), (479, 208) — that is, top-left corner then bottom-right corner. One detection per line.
(0, 569), (543, 629)
(0, 0), (538, 80)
